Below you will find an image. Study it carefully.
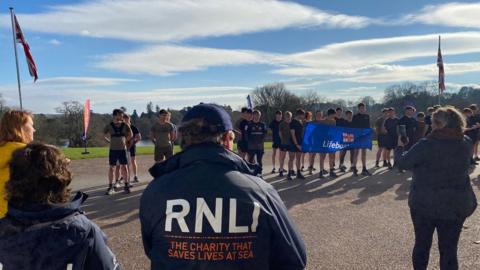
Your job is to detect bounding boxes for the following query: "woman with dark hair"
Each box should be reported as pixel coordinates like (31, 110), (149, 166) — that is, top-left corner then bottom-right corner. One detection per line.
(0, 110), (35, 218)
(396, 106), (477, 270)
(0, 143), (120, 270)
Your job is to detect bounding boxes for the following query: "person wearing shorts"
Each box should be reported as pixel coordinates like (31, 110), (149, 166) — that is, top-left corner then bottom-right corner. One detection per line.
(287, 109), (306, 180)
(234, 107), (253, 159)
(278, 111), (292, 177)
(104, 109), (132, 195)
(351, 103), (371, 176)
(125, 114), (141, 183)
(375, 108), (389, 168)
(150, 109), (175, 163)
(246, 110), (267, 174)
(384, 108), (399, 169)
(269, 110), (283, 173)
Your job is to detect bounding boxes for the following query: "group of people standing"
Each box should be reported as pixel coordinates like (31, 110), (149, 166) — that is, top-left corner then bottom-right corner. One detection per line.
(234, 103), (373, 181)
(103, 108), (176, 195)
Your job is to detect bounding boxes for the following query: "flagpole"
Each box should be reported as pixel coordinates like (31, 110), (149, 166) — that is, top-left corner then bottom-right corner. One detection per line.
(438, 35), (442, 106)
(9, 7), (23, 110)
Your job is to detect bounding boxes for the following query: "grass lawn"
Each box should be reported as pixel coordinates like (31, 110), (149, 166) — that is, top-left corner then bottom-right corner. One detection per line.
(63, 142), (274, 160)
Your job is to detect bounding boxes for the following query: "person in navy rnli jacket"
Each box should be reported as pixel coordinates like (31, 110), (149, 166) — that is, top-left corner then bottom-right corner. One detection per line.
(0, 143), (119, 270)
(140, 103), (307, 270)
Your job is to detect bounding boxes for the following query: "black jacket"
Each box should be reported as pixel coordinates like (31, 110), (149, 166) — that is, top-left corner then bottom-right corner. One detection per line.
(140, 142), (307, 270)
(0, 192), (120, 270)
(396, 135), (477, 220)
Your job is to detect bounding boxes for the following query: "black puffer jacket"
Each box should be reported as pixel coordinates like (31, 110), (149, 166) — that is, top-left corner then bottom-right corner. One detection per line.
(0, 192), (120, 270)
(140, 142), (306, 270)
(396, 129), (477, 220)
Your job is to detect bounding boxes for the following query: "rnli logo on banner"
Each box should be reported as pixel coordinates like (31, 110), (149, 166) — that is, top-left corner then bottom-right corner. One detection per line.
(342, 133), (354, 143)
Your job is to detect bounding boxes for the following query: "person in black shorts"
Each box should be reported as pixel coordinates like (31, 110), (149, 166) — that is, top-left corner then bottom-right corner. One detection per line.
(288, 109), (306, 180)
(103, 109), (132, 195)
(351, 103), (371, 176)
(269, 110), (283, 173)
(398, 106), (418, 151)
(234, 107), (252, 160)
(463, 108), (480, 165)
(338, 110), (355, 172)
(246, 110), (267, 174)
(384, 108), (399, 169)
(278, 111), (292, 177)
(374, 108), (389, 167)
(125, 114), (141, 183)
(469, 104), (480, 161)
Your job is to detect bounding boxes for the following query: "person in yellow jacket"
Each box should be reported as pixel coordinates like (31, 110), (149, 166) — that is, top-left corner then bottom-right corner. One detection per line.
(0, 110), (35, 217)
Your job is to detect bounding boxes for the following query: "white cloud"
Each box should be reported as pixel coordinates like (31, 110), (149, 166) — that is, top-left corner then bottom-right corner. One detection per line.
(0, 79), (252, 113)
(94, 31), (480, 82)
(0, 0), (373, 42)
(48, 39), (61, 46)
(403, 2), (480, 29)
(95, 45), (279, 76)
(36, 76), (138, 86)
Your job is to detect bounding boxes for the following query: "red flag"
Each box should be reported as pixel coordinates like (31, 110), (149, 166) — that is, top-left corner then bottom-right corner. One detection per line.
(14, 15), (38, 82)
(437, 36), (445, 94)
(83, 99), (91, 140)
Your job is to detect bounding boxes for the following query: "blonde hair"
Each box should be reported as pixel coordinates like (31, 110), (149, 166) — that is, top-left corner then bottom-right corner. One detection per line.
(0, 110), (33, 146)
(432, 106), (466, 131)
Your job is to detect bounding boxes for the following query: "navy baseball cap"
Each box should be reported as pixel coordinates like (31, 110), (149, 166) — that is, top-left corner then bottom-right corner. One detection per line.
(181, 103), (233, 132)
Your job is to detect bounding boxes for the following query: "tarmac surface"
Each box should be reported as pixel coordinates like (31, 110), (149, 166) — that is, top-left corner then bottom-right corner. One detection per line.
(70, 147), (480, 270)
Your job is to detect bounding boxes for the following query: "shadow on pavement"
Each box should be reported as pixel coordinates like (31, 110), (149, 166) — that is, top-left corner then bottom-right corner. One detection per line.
(74, 182), (149, 229)
(265, 167), (411, 209)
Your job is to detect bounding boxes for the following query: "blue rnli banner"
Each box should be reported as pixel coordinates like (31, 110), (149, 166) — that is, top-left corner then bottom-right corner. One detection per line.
(302, 123), (372, 153)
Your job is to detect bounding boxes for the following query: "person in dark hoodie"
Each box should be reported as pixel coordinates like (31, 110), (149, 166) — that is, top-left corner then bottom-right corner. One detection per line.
(140, 103), (306, 270)
(0, 143), (119, 270)
(395, 106), (477, 270)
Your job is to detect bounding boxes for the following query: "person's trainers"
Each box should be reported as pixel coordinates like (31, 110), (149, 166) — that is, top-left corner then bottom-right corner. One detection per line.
(351, 168), (358, 177)
(339, 165), (347, 172)
(329, 170), (338, 178)
(124, 185), (131, 194)
(300, 166), (305, 172)
(321, 169), (328, 175)
(105, 187), (115, 195)
(319, 173), (326, 179)
(132, 176), (140, 183)
(383, 160), (389, 167)
(308, 166), (313, 175)
(271, 168), (276, 174)
(361, 169), (371, 176)
(296, 172), (305, 179)
(114, 181), (121, 189)
(279, 171), (284, 177)
(375, 161), (379, 168)
(287, 174), (294, 180)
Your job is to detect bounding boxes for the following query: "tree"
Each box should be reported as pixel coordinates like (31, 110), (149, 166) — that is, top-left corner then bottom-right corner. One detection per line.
(55, 101), (84, 147)
(252, 83), (302, 124)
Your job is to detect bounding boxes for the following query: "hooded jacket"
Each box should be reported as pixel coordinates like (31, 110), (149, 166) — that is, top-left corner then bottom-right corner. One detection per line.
(140, 142), (307, 270)
(0, 141), (26, 217)
(396, 129), (477, 220)
(0, 192), (120, 270)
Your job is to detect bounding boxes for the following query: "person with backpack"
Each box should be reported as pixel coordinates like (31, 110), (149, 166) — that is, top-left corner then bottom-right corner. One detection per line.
(103, 109), (132, 195)
(0, 143), (120, 270)
(140, 103), (306, 270)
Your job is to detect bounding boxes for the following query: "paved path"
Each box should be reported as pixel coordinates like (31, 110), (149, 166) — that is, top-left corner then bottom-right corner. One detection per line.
(69, 148), (480, 270)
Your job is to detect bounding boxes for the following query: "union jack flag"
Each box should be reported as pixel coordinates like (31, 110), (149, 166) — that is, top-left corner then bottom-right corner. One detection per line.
(437, 36), (445, 94)
(342, 133), (354, 143)
(14, 14), (38, 82)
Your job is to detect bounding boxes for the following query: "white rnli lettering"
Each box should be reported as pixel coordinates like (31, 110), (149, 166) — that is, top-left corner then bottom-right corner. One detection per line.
(195, 198), (222, 233)
(165, 198), (261, 233)
(165, 199), (191, 232)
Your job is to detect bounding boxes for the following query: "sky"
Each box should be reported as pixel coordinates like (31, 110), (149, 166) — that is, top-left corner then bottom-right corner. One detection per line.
(1, 0), (480, 113)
